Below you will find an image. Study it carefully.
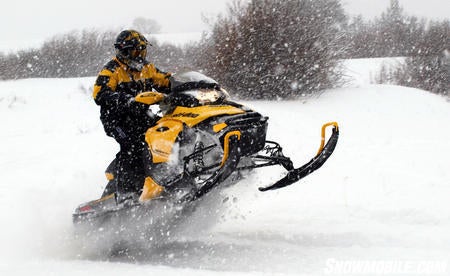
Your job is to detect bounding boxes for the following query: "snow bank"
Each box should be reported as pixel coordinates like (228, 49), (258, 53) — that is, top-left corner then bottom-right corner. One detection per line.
(341, 57), (405, 87)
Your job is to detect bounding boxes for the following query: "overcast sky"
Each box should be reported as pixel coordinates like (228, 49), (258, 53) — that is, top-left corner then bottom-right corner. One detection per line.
(1, 0), (449, 43)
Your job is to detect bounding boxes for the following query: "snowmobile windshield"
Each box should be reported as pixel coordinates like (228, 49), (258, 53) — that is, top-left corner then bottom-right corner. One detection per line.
(170, 71), (220, 93)
(167, 71), (230, 107)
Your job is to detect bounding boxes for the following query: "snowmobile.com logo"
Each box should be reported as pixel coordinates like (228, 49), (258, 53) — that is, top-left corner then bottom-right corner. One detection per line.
(324, 258), (448, 275)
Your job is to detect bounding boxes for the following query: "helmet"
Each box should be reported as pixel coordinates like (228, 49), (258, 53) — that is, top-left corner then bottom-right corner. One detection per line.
(114, 30), (150, 71)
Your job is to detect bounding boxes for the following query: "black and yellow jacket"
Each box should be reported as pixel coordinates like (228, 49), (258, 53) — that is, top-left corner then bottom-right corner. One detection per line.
(93, 57), (171, 146)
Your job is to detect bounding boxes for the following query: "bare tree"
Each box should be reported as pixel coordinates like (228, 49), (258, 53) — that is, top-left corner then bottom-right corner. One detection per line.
(192, 0), (347, 99)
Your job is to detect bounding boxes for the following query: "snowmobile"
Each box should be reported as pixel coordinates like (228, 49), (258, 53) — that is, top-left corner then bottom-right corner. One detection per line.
(73, 72), (339, 241)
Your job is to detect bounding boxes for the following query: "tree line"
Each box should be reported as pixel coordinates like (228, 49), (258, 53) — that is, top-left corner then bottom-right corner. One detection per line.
(344, 0), (449, 96)
(0, 0), (448, 97)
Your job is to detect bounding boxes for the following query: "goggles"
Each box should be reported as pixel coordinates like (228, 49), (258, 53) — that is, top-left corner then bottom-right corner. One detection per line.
(130, 45), (147, 59)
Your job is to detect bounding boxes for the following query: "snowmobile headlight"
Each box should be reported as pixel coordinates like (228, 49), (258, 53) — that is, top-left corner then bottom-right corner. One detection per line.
(186, 90), (221, 104)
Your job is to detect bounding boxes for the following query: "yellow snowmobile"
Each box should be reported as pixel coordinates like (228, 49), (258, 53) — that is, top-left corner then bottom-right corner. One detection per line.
(73, 72), (339, 238)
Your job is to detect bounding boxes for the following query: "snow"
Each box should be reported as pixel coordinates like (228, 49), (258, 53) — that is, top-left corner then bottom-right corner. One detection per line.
(340, 57), (405, 86)
(1, 59), (449, 275)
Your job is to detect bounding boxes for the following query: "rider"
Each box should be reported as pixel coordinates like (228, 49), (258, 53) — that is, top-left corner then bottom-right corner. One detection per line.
(92, 29), (171, 202)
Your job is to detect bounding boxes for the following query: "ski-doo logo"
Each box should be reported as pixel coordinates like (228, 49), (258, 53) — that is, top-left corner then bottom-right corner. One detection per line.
(172, 112), (199, 118)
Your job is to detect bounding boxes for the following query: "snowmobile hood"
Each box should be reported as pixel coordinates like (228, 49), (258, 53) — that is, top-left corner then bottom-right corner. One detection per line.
(163, 105), (245, 128)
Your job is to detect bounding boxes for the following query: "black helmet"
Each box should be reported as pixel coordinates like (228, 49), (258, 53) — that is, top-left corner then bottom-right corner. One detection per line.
(114, 30), (150, 71)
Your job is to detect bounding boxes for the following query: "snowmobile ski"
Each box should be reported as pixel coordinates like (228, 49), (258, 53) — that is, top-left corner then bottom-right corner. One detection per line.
(259, 122), (339, 191)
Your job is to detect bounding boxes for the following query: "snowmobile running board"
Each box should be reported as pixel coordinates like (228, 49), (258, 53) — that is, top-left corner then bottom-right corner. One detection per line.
(259, 122), (339, 192)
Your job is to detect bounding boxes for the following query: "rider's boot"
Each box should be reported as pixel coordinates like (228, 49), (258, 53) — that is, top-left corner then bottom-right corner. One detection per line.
(139, 176), (164, 202)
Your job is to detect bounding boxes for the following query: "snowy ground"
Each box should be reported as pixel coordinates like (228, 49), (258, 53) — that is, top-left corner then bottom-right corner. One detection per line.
(1, 60), (449, 275)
